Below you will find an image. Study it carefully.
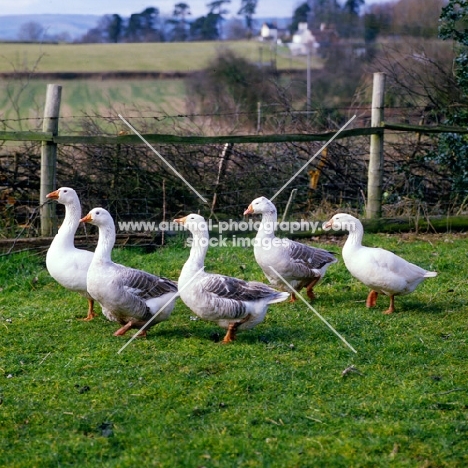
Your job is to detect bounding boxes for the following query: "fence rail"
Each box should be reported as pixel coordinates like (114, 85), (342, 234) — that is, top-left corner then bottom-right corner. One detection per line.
(2, 72), (468, 241)
(0, 123), (467, 146)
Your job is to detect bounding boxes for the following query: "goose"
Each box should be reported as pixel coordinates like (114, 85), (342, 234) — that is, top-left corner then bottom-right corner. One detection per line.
(244, 196), (337, 301)
(46, 187), (97, 321)
(80, 208), (178, 336)
(174, 214), (289, 343)
(324, 213), (437, 314)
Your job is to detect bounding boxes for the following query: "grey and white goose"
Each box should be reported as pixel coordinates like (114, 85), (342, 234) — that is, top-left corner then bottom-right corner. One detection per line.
(175, 214), (289, 343)
(244, 196), (337, 301)
(80, 208), (178, 336)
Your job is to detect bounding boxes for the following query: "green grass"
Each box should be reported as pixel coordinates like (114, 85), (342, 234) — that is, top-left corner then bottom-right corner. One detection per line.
(0, 42), (319, 74)
(0, 41), (319, 131)
(0, 41), (321, 131)
(0, 233), (467, 467)
(0, 78), (188, 130)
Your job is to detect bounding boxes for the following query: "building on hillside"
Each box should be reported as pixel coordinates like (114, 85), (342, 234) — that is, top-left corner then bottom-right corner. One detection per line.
(260, 22), (278, 42)
(287, 22), (339, 56)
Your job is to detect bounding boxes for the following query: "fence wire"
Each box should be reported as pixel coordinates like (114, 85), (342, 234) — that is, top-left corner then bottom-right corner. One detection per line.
(0, 126), (455, 243)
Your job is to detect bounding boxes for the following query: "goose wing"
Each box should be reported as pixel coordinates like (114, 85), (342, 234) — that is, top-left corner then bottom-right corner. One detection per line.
(116, 264), (177, 300)
(196, 274), (284, 320)
(202, 274), (281, 301)
(285, 239), (337, 276)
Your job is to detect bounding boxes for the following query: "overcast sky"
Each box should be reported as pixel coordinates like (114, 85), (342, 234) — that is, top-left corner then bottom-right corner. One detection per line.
(2, 0), (386, 19)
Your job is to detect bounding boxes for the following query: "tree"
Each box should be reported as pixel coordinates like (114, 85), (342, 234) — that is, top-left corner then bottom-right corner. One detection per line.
(185, 49), (275, 129)
(139, 7), (163, 41)
(429, 0), (468, 194)
(18, 22), (44, 42)
(190, 13), (220, 40)
(238, 0), (257, 37)
(108, 14), (123, 43)
(168, 3), (191, 41)
(124, 7), (163, 42)
(391, 0), (446, 37)
(125, 13), (143, 41)
(341, 0), (365, 37)
(308, 0), (341, 29)
(207, 0), (231, 38)
(289, 2), (310, 35)
(343, 0), (365, 15)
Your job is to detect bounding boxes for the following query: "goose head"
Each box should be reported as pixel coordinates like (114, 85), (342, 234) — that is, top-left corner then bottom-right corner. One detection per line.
(244, 196), (276, 216)
(174, 214), (208, 235)
(46, 187), (79, 206)
(324, 213), (359, 232)
(80, 207), (114, 228)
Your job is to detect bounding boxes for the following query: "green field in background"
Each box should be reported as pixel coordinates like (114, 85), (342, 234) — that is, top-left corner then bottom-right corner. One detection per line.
(0, 41), (319, 73)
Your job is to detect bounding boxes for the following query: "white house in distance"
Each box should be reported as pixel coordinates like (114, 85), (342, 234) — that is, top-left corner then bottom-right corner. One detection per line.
(287, 22), (339, 56)
(288, 22), (318, 55)
(260, 22), (278, 42)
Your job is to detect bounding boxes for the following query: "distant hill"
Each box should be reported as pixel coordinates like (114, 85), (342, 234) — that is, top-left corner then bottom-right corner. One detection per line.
(0, 14), (101, 41)
(0, 14), (290, 42)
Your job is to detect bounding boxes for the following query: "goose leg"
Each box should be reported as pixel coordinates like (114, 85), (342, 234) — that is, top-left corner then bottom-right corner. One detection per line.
(222, 314), (252, 343)
(366, 290), (378, 308)
(306, 277), (320, 300)
(79, 298), (96, 321)
(114, 321), (134, 336)
(383, 295), (395, 315)
(289, 293), (297, 303)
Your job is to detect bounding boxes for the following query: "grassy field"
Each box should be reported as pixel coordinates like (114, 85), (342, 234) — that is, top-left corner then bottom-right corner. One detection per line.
(0, 41), (318, 130)
(1, 231), (467, 467)
(0, 78), (188, 130)
(0, 41), (317, 74)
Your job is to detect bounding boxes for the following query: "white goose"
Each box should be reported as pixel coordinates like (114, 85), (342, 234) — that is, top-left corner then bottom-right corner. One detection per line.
(175, 214), (289, 343)
(46, 187), (96, 321)
(80, 208), (178, 337)
(324, 213), (437, 314)
(244, 196), (337, 301)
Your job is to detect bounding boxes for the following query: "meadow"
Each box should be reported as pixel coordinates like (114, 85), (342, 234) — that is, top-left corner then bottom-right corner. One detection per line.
(1, 231), (467, 467)
(0, 41), (317, 129)
(0, 42), (314, 74)
(0, 78), (188, 129)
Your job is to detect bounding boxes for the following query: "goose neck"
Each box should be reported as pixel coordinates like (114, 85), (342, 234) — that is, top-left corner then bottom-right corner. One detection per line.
(55, 202), (81, 246)
(258, 210), (277, 238)
(344, 219), (364, 247)
(185, 228), (209, 271)
(94, 223), (116, 262)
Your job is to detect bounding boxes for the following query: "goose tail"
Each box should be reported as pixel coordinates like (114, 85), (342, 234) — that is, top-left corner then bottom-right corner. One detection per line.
(268, 291), (290, 304)
(424, 271), (438, 278)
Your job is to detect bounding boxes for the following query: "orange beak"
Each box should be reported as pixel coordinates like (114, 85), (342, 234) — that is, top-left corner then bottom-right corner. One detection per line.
(80, 213), (93, 223)
(174, 216), (187, 225)
(243, 204), (254, 215)
(46, 189), (60, 200)
(323, 219), (333, 229)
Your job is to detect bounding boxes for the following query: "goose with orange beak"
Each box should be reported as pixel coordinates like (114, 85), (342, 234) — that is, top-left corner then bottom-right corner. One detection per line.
(324, 213), (437, 314)
(80, 208), (178, 337)
(174, 214), (289, 343)
(45, 187), (97, 321)
(244, 196), (337, 301)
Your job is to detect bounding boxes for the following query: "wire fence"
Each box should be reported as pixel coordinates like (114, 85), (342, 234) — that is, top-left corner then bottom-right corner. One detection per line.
(2, 78), (467, 250)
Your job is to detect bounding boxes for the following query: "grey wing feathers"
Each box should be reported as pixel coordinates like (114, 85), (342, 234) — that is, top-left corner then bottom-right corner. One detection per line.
(117, 265), (177, 299)
(287, 239), (337, 271)
(197, 275), (283, 320)
(201, 274), (282, 302)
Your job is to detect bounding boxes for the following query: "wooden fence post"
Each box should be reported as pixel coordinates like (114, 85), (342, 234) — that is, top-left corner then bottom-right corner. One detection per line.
(366, 72), (385, 219)
(40, 84), (62, 236)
